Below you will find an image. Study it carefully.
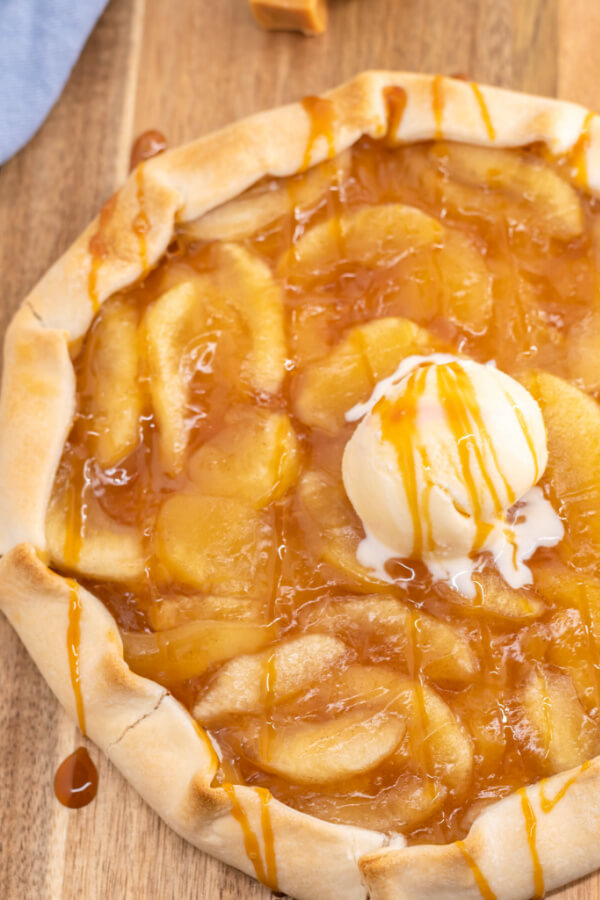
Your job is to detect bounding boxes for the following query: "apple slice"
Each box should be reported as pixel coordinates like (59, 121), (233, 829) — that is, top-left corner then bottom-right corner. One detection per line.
(193, 634), (348, 722)
(214, 243), (286, 396)
(143, 247), (286, 474)
(185, 151), (351, 242)
(293, 316), (439, 432)
(523, 370), (600, 557)
(438, 143), (583, 240)
(520, 668), (600, 773)
(46, 487), (144, 580)
(155, 494), (275, 595)
(317, 665), (473, 792)
(439, 570), (546, 621)
(90, 297), (142, 467)
(253, 709), (405, 785)
(436, 229), (493, 334)
(299, 777), (446, 832)
(279, 203), (444, 282)
(300, 595), (478, 685)
(296, 469), (387, 589)
(143, 280), (203, 475)
(188, 407), (300, 508)
(148, 594), (264, 630)
(122, 619), (276, 686)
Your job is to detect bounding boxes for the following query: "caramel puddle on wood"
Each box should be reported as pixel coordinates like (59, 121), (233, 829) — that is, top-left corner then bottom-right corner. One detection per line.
(456, 840), (497, 900)
(56, 583), (98, 810)
(222, 782), (278, 891)
(518, 787), (545, 899)
(54, 747), (98, 809)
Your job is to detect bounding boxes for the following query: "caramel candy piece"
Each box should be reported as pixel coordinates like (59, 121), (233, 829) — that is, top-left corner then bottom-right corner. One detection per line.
(249, 0), (327, 35)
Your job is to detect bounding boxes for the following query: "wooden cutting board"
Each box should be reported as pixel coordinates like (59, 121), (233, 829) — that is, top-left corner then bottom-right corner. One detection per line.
(1, 0), (600, 897)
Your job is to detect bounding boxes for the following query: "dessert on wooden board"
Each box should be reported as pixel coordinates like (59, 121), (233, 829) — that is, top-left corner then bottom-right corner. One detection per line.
(2, 71), (600, 899)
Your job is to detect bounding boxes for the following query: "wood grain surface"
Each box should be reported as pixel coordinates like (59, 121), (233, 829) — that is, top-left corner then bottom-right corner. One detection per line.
(1, 1), (600, 897)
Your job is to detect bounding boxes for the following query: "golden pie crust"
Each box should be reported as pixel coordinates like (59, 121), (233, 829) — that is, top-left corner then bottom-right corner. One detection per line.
(3, 72), (600, 899)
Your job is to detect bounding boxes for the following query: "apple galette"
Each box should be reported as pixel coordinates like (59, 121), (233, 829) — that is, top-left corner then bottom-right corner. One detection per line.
(2, 73), (600, 900)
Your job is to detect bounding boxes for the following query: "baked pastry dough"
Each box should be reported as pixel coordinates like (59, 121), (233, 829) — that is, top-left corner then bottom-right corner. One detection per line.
(2, 73), (600, 900)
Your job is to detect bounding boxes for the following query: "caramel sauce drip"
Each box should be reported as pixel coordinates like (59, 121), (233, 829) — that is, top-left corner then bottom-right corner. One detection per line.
(377, 360), (515, 556)
(436, 362), (513, 549)
(518, 788), (545, 899)
(383, 85), (408, 146)
(63, 460), (84, 567)
(87, 193), (118, 315)
(54, 747), (98, 809)
(507, 393), (539, 481)
(256, 786), (279, 891)
(567, 111), (595, 188)
(456, 841), (497, 900)
(375, 367), (427, 556)
(470, 83), (496, 141)
(301, 96), (336, 170)
(133, 164), (150, 272)
(432, 75), (445, 139)
(66, 579), (86, 736)
(193, 720), (220, 771)
(539, 760), (591, 814)
(222, 783), (278, 890)
(130, 129), (167, 171)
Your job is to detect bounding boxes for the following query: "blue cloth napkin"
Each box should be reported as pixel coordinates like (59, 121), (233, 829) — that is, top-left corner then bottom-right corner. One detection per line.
(0, 0), (109, 165)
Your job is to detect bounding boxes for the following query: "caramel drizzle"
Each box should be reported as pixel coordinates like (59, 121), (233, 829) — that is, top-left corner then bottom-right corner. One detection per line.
(507, 393), (539, 482)
(456, 841), (497, 900)
(567, 111), (595, 188)
(376, 366), (427, 556)
(256, 786), (278, 891)
(376, 361), (516, 555)
(66, 579), (86, 735)
(192, 720), (220, 771)
(436, 362), (514, 547)
(132, 163), (150, 272)
(432, 75), (445, 140)
(301, 96), (336, 171)
(63, 460), (84, 567)
(539, 760), (591, 814)
(470, 83), (496, 142)
(222, 783), (278, 890)
(383, 85), (408, 146)
(87, 193), (118, 315)
(518, 788), (545, 899)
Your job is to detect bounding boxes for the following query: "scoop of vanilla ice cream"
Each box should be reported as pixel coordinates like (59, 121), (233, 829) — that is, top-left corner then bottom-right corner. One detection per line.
(342, 355), (548, 562)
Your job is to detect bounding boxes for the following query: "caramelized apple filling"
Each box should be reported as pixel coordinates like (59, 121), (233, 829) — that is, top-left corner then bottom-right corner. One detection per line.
(48, 134), (600, 846)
